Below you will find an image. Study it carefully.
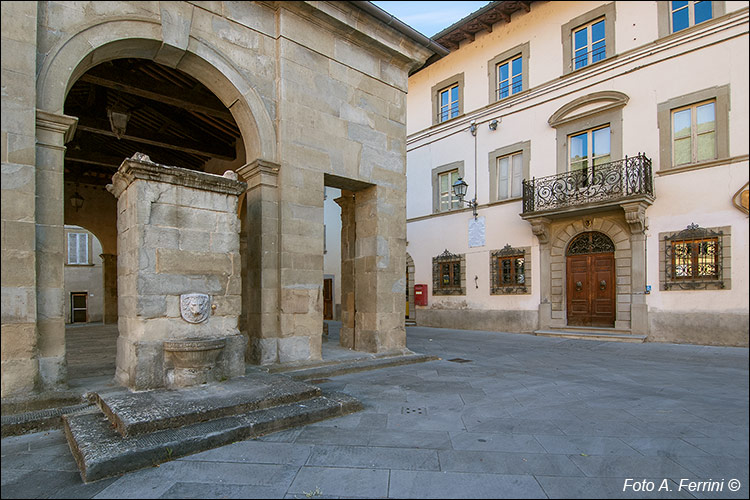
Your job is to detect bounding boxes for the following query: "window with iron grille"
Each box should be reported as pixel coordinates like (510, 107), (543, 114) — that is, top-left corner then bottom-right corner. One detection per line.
(572, 17), (606, 70)
(491, 245), (530, 295)
(662, 223), (729, 290)
(433, 250), (465, 295)
(438, 84), (460, 123)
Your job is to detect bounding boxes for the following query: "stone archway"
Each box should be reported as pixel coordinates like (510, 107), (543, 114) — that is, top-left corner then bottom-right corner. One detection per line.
(33, 16), (276, 391)
(548, 217), (632, 330)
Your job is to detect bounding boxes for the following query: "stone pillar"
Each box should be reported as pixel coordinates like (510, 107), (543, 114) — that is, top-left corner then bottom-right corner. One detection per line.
(623, 202), (650, 335)
(1, 1), (40, 398)
(352, 185), (406, 353)
(107, 154), (247, 390)
(236, 159), (280, 365)
(275, 166), (325, 364)
(100, 253), (118, 324)
(530, 217), (552, 330)
(35, 110), (78, 391)
(335, 191), (356, 349)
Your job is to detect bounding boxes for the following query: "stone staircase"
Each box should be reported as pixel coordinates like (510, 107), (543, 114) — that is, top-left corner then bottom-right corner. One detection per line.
(63, 371), (362, 483)
(534, 326), (646, 343)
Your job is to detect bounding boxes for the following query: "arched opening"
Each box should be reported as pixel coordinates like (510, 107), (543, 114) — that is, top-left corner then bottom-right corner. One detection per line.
(565, 231), (616, 327)
(60, 56), (250, 390)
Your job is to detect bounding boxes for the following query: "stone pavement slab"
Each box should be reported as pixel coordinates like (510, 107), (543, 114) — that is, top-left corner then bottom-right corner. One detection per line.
(3, 324), (748, 499)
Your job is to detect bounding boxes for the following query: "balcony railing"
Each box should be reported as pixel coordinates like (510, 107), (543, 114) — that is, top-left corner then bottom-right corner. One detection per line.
(522, 154), (653, 214)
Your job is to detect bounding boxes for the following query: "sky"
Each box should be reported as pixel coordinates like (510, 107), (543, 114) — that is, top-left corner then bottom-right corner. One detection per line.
(371, 1), (492, 38)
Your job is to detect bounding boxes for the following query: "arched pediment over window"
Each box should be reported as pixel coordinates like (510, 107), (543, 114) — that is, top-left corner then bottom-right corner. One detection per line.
(548, 91), (629, 128)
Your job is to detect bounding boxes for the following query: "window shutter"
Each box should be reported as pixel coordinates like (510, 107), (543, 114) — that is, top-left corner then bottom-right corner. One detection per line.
(68, 233), (78, 264)
(497, 157), (509, 200)
(78, 234), (88, 264)
(511, 153), (524, 198)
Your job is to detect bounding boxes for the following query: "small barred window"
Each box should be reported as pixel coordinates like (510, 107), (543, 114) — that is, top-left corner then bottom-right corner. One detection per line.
(433, 250), (465, 295)
(491, 244), (528, 294)
(664, 223), (723, 290)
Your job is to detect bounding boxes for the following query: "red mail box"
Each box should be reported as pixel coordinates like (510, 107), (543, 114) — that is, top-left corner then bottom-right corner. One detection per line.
(414, 284), (428, 306)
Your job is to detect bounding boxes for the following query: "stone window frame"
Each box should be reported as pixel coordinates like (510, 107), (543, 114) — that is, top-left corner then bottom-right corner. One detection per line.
(550, 101), (624, 175)
(657, 1), (726, 38)
(432, 161), (465, 213)
(490, 245), (531, 295)
(561, 2), (616, 75)
(66, 230), (92, 266)
(432, 250), (466, 296)
(431, 73), (464, 125)
(488, 141), (531, 203)
(656, 85), (730, 173)
(659, 224), (731, 291)
(487, 42), (530, 104)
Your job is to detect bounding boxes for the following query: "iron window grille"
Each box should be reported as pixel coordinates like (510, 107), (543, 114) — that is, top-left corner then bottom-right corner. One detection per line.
(664, 223), (723, 290)
(566, 232), (615, 256)
(491, 244), (527, 294)
(433, 249), (464, 295)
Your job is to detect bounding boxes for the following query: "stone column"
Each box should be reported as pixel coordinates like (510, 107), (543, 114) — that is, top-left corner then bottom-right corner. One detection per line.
(530, 217), (552, 330)
(275, 166), (325, 364)
(352, 185), (406, 353)
(107, 154), (246, 390)
(100, 253), (118, 324)
(623, 202), (649, 335)
(236, 159), (280, 365)
(35, 110), (78, 391)
(335, 191), (356, 349)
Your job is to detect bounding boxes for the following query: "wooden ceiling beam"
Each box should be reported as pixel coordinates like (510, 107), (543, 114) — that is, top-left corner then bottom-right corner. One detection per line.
(75, 116), (235, 161)
(79, 71), (233, 121)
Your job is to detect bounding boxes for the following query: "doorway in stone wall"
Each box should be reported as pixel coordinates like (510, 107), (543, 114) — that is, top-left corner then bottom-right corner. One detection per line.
(566, 231), (616, 327)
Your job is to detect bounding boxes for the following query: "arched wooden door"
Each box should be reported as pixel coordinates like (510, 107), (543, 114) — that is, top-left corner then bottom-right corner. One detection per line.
(566, 232), (615, 327)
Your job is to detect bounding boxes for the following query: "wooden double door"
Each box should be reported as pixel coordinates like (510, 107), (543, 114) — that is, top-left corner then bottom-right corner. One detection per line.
(566, 251), (615, 328)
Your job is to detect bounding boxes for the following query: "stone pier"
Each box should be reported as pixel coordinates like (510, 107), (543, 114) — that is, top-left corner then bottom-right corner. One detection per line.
(107, 154), (247, 391)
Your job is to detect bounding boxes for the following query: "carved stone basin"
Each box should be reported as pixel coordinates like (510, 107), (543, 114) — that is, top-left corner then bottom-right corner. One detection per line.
(164, 337), (226, 388)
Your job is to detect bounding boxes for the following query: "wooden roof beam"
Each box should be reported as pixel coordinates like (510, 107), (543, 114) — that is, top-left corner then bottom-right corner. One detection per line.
(79, 72), (233, 121)
(74, 116), (236, 161)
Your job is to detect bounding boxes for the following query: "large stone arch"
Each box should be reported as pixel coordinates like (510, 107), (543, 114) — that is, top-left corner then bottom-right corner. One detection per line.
(549, 216), (633, 330)
(33, 15), (278, 391)
(36, 18), (276, 163)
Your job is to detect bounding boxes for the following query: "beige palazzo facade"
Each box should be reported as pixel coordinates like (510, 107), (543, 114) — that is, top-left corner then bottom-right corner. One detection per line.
(405, 1), (749, 346)
(0, 1), (443, 397)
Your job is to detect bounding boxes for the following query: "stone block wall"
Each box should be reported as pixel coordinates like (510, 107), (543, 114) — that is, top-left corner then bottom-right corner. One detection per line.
(108, 156), (246, 390)
(1, 1), (40, 397)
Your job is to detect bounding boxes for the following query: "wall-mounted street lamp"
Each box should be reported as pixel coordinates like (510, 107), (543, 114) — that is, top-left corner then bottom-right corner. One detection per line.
(489, 119), (499, 130)
(452, 177), (478, 219)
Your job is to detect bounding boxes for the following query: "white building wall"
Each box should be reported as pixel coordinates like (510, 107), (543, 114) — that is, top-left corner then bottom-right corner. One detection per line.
(406, 1), (749, 344)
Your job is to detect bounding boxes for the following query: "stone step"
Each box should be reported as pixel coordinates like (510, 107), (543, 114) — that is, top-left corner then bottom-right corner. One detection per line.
(535, 329), (646, 343)
(64, 391), (362, 483)
(273, 353), (439, 381)
(1, 402), (94, 438)
(92, 372), (321, 438)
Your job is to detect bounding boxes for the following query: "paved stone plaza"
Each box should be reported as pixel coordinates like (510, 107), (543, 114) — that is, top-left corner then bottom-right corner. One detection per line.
(2, 324), (748, 499)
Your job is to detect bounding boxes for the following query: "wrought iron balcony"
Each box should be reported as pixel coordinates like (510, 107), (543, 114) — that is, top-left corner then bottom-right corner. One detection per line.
(522, 154), (653, 214)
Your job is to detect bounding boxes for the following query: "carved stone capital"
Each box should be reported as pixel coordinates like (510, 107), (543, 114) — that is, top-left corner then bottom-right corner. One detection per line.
(529, 217), (551, 245)
(236, 159), (280, 190)
(622, 201), (648, 234)
(36, 109), (78, 145)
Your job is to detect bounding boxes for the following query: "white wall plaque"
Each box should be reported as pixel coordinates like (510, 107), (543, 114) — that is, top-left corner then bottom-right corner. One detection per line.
(468, 216), (486, 248)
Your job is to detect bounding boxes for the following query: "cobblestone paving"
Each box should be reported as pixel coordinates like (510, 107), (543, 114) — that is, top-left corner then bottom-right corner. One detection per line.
(2, 325), (748, 498)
